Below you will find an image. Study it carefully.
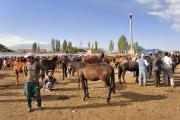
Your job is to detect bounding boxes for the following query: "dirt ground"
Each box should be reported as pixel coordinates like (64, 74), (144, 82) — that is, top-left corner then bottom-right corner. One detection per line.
(1, 65), (180, 120)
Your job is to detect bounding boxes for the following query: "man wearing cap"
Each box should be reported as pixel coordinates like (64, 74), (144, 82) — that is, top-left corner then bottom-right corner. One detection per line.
(24, 52), (45, 112)
(136, 54), (149, 86)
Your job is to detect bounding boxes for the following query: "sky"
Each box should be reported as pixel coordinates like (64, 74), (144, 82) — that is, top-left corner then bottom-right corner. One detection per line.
(0, 0), (180, 51)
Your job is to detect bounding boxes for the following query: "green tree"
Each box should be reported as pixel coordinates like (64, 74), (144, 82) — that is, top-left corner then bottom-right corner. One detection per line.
(88, 42), (91, 48)
(134, 41), (143, 53)
(56, 39), (60, 52)
(51, 38), (56, 52)
(67, 41), (73, 51)
(109, 40), (114, 53)
(0, 43), (6, 52)
(62, 39), (67, 52)
(118, 35), (128, 53)
(32, 42), (37, 53)
(95, 41), (98, 51)
(37, 43), (40, 52)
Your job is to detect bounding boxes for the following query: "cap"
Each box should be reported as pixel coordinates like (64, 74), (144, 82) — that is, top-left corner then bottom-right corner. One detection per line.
(48, 70), (53, 72)
(24, 53), (34, 58)
(171, 52), (173, 55)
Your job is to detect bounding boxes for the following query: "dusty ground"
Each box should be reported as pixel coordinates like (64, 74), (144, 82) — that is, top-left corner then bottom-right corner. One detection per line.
(1, 65), (180, 120)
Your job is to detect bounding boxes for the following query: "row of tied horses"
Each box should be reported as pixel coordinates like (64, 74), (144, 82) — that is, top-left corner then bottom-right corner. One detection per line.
(1, 54), (180, 103)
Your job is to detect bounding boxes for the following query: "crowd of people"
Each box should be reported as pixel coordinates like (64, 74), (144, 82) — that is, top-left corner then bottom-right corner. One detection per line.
(136, 51), (177, 87)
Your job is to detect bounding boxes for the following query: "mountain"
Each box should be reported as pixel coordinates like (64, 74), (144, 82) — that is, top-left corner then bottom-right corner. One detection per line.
(8, 44), (51, 51)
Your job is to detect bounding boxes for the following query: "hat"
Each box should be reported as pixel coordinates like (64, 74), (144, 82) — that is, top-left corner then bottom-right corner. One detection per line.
(24, 53), (34, 58)
(171, 52), (173, 55)
(48, 70), (53, 72)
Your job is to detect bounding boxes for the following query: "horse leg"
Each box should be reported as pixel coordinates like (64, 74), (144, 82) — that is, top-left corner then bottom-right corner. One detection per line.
(135, 69), (139, 83)
(62, 67), (65, 80)
(80, 77), (86, 101)
(84, 79), (89, 98)
(106, 79), (112, 104)
(64, 66), (67, 78)
(122, 71), (126, 83)
(16, 71), (18, 85)
(117, 64), (122, 84)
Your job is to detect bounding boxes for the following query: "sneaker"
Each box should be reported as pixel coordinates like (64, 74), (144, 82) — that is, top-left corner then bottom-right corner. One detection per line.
(27, 108), (32, 112)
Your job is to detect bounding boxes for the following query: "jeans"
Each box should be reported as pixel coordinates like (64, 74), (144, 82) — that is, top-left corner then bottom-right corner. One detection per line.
(138, 68), (147, 86)
(24, 82), (41, 108)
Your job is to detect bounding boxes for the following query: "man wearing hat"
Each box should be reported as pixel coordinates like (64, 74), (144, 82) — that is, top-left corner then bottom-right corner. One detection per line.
(24, 52), (45, 112)
(43, 69), (56, 91)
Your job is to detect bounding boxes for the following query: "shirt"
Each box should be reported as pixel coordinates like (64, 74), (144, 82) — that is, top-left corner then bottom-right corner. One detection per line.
(161, 56), (172, 69)
(25, 61), (45, 82)
(136, 58), (149, 69)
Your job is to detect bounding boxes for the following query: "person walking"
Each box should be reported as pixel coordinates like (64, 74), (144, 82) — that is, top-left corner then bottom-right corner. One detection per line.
(161, 52), (174, 87)
(136, 54), (149, 86)
(24, 53), (45, 112)
(153, 54), (163, 87)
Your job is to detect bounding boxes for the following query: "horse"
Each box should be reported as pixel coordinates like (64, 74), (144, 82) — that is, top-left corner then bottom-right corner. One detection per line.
(117, 60), (139, 84)
(57, 55), (71, 80)
(9, 57), (26, 84)
(68, 61), (115, 103)
(40, 56), (58, 81)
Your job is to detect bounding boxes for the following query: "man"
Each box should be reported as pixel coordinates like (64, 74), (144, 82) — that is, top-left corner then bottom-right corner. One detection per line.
(153, 54), (163, 87)
(147, 52), (153, 79)
(136, 54), (149, 86)
(24, 53), (45, 112)
(161, 52), (174, 87)
(98, 51), (104, 62)
(170, 52), (176, 73)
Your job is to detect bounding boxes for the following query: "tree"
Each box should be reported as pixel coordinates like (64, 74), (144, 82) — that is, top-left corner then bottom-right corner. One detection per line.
(0, 43), (6, 52)
(62, 39), (67, 52)
(109, 40), (114, 53)
(32, 42), (37, 53)
(37, 43), (40, 52)
(51, 38), (56, 52)
(88, 42), (91, 48)
(134, 41), (143, 53)
(67, 41), (73, 51)
(118, 35), (128, 53)
(56, 39), (60, 52)
(95, 41), (98, 51)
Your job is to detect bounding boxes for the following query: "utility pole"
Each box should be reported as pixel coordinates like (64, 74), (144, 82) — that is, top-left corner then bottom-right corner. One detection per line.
(129, 12), (134, 55)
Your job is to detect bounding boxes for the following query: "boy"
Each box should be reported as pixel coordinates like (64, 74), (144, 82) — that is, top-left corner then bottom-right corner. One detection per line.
(43, 70), (56, 91)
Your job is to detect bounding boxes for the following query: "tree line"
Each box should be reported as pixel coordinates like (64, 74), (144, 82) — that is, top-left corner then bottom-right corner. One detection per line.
(31, 35), (143, 54)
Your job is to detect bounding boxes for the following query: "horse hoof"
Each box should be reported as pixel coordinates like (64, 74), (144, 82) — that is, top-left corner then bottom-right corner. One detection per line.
(106, 99), (110, 104)
(82, 98), (86, 101)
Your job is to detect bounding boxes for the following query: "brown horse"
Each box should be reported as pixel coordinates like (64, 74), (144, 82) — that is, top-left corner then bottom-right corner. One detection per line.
(9, 58), (26, 84)
(68, 61), (115, 103)
(117, 60), (139, 84)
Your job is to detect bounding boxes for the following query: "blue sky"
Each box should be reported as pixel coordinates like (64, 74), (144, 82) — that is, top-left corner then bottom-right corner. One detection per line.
(0, 0), (180, 51)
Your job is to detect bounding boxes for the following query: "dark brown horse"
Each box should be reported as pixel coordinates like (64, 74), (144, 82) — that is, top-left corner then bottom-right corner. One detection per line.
(117, 60), (139, 84)
(68, 61), (115, 103)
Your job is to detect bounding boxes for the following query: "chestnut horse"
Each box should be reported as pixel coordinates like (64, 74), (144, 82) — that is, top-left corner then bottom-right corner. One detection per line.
(9, 58), (26, 84)
(68, 61), (115, 103)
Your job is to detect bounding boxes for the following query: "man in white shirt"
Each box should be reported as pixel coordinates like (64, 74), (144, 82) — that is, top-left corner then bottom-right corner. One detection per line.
(161, 52), (174, 87)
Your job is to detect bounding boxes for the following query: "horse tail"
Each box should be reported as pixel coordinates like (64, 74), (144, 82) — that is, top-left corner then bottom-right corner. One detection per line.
(110, 66), (116, 93)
